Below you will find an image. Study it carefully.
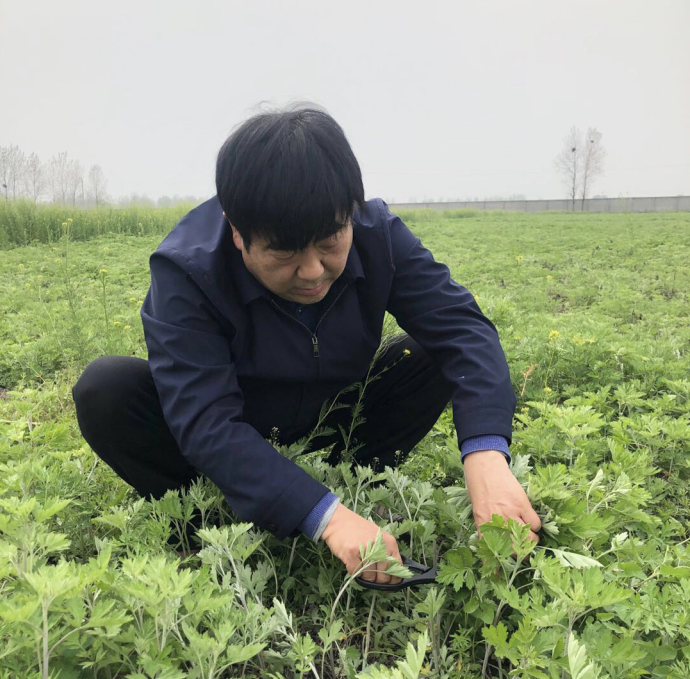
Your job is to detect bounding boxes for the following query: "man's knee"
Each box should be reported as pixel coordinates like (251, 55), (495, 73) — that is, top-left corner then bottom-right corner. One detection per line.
(72, 356), (149, 419)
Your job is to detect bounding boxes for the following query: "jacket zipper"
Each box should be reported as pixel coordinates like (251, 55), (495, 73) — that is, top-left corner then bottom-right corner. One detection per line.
(267, 281), (351, 359)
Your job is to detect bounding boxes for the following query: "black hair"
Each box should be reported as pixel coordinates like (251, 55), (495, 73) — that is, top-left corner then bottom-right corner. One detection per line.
(215, 103), (365, 252)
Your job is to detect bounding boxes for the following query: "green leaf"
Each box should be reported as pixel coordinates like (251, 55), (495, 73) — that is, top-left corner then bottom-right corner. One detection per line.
(482, 622), (509, 655)
(568, 633), (603, 679)
(225, 642), (267, 665)
(34, 498), (72, 522)
(549, 548), (603, 569)
(659, 564), (690, 579)
(608, 636), (647, 664)
(318, 618), (344, 648)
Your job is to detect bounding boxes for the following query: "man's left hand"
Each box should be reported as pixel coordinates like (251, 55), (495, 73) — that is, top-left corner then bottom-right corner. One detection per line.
(463, 449), (541, 554)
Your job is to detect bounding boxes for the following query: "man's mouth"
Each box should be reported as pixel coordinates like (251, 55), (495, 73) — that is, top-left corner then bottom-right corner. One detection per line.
(295, 283), (325, 295)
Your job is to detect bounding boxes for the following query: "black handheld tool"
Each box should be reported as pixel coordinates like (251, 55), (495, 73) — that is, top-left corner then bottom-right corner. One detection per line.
(355, 552), (439, 591)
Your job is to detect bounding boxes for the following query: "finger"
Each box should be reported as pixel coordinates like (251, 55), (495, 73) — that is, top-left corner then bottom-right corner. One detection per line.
(358, 561), (378, 582)
(524, 507), (542, 533)
(380, 541), (403, 584)
(375, 560), (392, 585)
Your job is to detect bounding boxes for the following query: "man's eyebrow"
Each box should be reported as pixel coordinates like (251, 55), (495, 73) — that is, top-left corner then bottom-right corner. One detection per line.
(264, 230), (343, 252)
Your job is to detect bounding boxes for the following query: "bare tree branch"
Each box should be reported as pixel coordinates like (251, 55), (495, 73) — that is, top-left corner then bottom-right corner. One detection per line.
(553, 126), (582, 211)
(48, 152), (70, 204)
(25, 152), (46, 203)
(66, 159), (84, 206)
(87, 164), (108, 206)
(580, 127), (606, 209)
(0, 146), (10, 201)
(6, 145), (26, 199)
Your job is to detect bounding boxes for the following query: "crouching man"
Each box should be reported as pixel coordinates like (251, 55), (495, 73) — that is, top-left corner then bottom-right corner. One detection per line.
(72, 105), (540, 586)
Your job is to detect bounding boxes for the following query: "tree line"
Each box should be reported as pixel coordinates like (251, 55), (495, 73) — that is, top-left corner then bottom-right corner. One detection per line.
(0, 146), (108, 206)
(3, 133), (606, 210)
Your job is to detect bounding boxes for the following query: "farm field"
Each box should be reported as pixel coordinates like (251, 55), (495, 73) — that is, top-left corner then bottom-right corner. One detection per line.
(0, 205), (688, 678)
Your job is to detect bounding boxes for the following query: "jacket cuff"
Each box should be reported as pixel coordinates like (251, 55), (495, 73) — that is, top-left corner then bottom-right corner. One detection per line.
(454, 405), (514, 448)
(460, 435), (511, 464)
(258, 473), (333, 540)
(298, 492), (340, 541)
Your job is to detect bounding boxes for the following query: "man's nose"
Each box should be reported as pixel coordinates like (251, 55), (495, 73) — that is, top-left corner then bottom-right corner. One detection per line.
(296, 248), (325, 281)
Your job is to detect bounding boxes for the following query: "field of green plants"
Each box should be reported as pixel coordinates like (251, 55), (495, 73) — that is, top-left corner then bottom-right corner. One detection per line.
(0, 202), (688, 678)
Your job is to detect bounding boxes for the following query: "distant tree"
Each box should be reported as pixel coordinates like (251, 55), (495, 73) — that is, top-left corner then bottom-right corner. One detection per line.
(25, 152), (45, 203)
(580, 127), (606, 209)
(87, 164), (108, 206)
(5, 145), (26, 199)
(118, 193), (155, 207)
(48, 152), (70, 204)
(0, 146), (10, 201)
(66, 159), (84, 206)
(554, 126), (582, 210)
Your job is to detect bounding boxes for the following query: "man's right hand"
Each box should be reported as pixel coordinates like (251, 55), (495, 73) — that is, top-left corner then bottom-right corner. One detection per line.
(320, 504), (403, 585)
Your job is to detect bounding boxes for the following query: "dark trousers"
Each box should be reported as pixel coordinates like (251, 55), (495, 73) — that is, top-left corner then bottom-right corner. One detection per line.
(71, 333), (453, 510)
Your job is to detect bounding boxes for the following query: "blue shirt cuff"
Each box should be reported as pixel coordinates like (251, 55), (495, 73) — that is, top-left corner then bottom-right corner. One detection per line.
(460, 435), (511, 463)
(298, 491), (340, 541)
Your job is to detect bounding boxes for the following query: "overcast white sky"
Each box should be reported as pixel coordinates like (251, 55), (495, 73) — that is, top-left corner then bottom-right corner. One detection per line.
(1, 0), (689, 202)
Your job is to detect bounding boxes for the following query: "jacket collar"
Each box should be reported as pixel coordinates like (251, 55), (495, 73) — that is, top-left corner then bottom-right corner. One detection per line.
(234, 239), (365, 307)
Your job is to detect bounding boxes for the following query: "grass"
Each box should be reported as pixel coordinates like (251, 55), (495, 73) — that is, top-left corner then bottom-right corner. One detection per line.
(0, 207), (688, 678)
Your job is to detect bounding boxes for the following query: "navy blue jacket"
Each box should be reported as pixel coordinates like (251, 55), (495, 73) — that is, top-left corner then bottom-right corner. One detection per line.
(140, 196), (516, 540)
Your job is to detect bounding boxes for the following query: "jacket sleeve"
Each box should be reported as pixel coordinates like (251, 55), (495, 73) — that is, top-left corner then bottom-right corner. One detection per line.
(140, 248), (332, 540)
(382, 201), (517, 448)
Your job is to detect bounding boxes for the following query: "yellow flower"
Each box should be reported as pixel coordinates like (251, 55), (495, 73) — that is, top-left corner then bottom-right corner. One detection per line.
(544, 386), (552, 393)
(516, 255), (524, 263)
(67, 217), (73, 223)
(18, 263), (24, 268)
(403, 349), (411, 356)
(24, 282), (31, 288)
(54, 258), (60, 263)
(513, 334), (521, 341)
(124, 325), (132, 331)
(37, 275), (43, 280)
(474, 294), (480, 301)
(546, 274), (553, 281)
(137, 299), (143, 305)
(521, 406), (529, 412)
(61, 222), (68, 228)
(113, 321), (121, 327)
(129, 297), (137, 303)
(548, 330), (560, 341)
(99, 268), (107, 274)
(102, 247), (109, 252)
(573, 334), (596, 346)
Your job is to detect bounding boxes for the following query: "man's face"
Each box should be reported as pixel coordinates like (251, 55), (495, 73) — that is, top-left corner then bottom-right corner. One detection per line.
(229, 219), (353, 304)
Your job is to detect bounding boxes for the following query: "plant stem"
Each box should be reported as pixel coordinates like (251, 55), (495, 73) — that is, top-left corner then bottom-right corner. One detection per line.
(42, 601), (49, 679)
(363, 592), (377, 669)
(481, 557), (522, 678)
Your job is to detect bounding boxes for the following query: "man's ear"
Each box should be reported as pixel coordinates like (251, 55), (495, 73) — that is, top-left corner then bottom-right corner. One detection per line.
(229, 224), (244, 252)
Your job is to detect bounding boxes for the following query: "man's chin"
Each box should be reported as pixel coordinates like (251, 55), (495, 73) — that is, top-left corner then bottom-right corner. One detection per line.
(291, 282), (329, 303)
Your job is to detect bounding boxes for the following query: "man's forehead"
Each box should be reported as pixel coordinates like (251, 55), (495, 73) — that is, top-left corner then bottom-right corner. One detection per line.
(261, 219), (352, 252)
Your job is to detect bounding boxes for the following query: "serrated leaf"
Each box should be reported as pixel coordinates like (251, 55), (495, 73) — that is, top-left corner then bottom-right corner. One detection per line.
(659, 564), (690, 579)
(482, 622), (509, 653)
(568, 634), (602, 679)
(550, 549), (602, 569)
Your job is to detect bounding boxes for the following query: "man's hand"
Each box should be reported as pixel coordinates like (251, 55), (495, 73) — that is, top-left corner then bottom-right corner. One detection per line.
(463, 450), (541, 555)
(321, 504), (403, 585)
